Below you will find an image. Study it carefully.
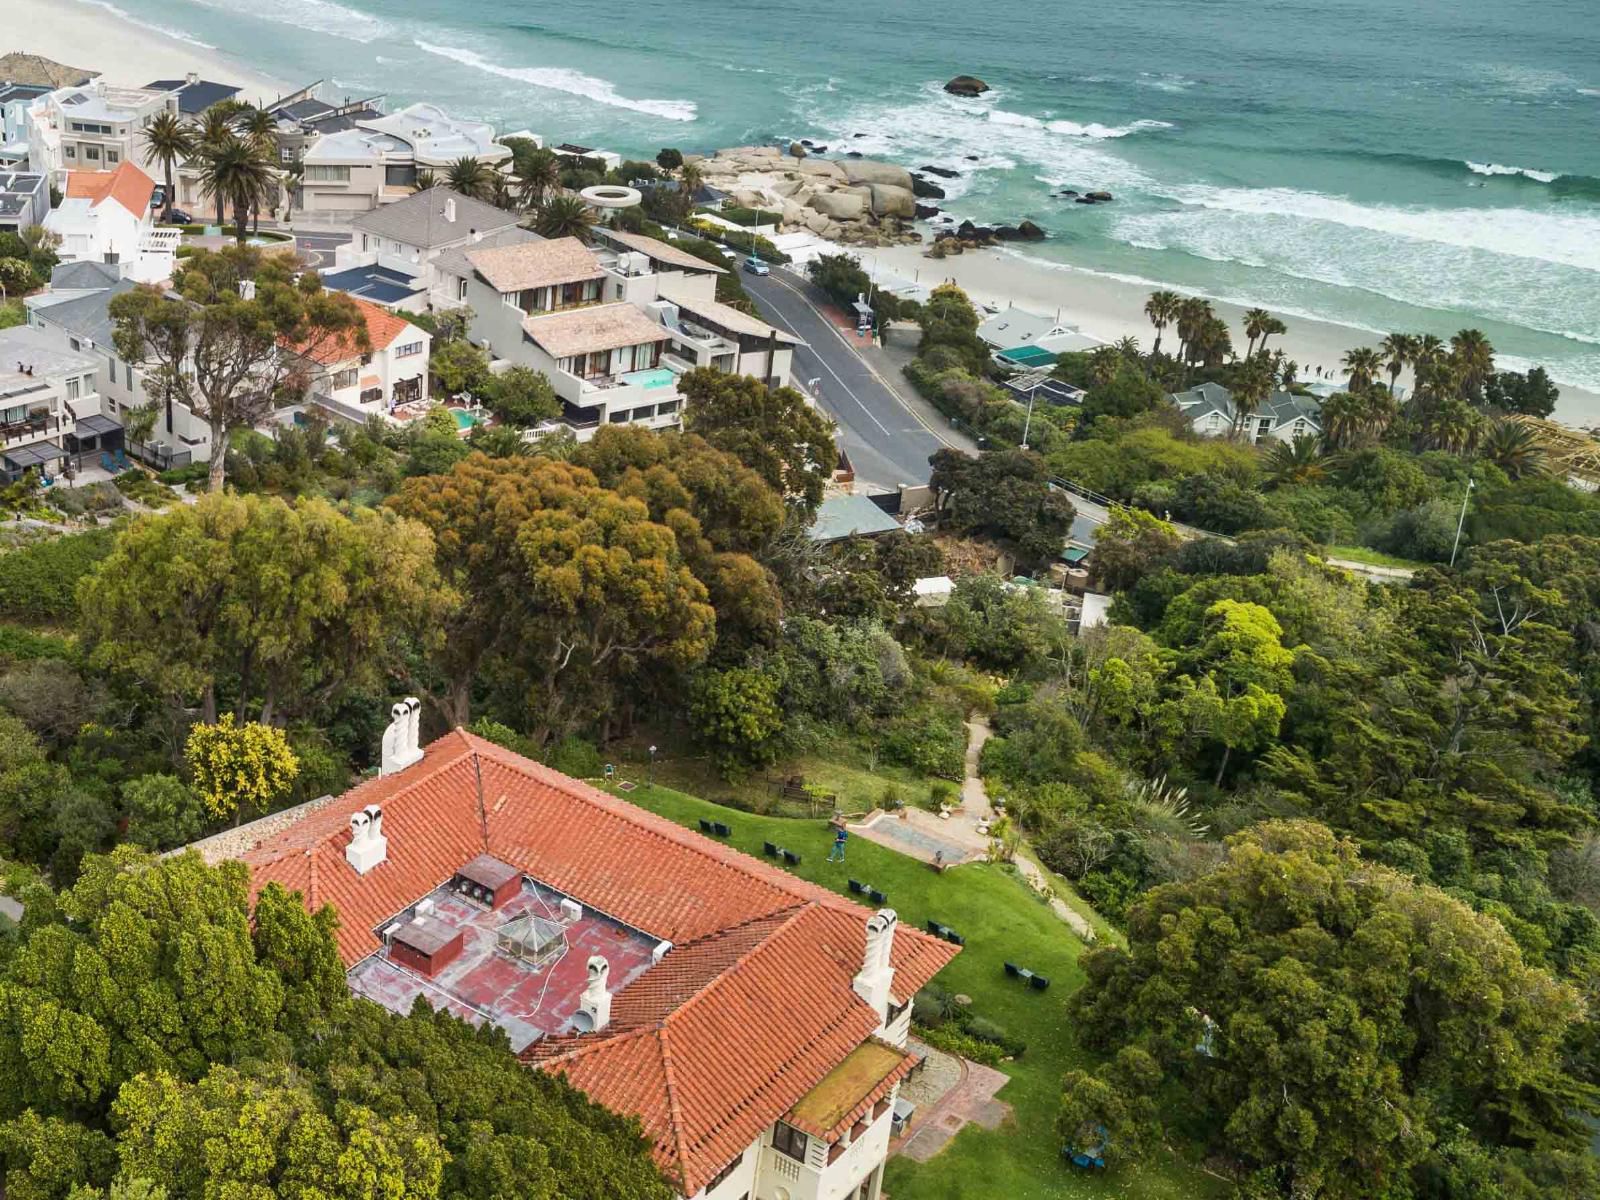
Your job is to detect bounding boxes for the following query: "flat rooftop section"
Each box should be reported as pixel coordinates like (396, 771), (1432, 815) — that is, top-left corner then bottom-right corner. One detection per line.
(348, 875), (659, 1051)
(787, 1039), (912, 1138)
(319, 262), (423, 306)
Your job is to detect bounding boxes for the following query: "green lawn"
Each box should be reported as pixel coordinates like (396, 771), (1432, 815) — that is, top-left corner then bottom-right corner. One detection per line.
(609, 780), (1223, 1199)
(1324, 544), (1426, 570)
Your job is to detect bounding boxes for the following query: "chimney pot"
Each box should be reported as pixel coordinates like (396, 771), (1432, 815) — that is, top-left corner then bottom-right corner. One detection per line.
(380, 697), (423, 776)
(574, 955), (612, 1033)
(345, 803), (388, 874)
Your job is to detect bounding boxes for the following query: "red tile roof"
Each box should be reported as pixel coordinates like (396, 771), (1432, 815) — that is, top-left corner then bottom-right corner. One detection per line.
(64, 162), (155, 217)
(295, 295), (418, 366)
(227, 730), (958, 1194)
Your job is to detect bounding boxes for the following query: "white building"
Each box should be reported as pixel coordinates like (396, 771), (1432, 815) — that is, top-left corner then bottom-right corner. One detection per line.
(198, 725), (956, 1200)
(0, 325), (99, 482)
(44, 163), (178, 284)
(26, 261), (214, 467)
(1172, 380), (1323, 445)
(434, 225), (799, 439)
(0, 83), (52, 168)
(295, 295), (431, 421)
(0, 169), (49, 236)
(296, 102), (512, 216)
(26, 80), (175, 185)
(976, 306), (1102, 366)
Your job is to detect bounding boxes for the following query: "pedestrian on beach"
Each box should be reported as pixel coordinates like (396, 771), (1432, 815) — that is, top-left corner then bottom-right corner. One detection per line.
(827, 822), (849, 862)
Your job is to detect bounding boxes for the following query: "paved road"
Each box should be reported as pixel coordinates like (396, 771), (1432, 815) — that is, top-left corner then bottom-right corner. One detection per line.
(741, 268), (969, 489)
(293, 229), (352, 270)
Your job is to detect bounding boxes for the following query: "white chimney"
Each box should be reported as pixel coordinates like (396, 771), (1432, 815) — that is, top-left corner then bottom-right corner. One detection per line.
(651, 939), (673, 965)
(380, 698), (423, 776)
(345, 802), (388, 874)
(443, 197), (457, 224)
(852, 908), (897, 1027)
(574, 955), (611, 1033)
(186, 71), (200, 86)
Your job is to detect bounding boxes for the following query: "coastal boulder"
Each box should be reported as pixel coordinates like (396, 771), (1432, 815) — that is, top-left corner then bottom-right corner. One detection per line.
(781, 199), (808, 227)
(911, 176), (946, 199)
(797, 159), (847, 181)
(770, 177), (802, 198)
(920, 165), (961, 179)
(1087, 191), (1114, 202)
(840, 160), (915, 190)
(1016, 220), (1046, 240)
(789, 142), (808, 158)
(944, 75), (991, 97)
(915, 203), (942, 220)
(805, 212), (833, 235)
(869, 183), (917, 219)
(810, 191), (868, 220)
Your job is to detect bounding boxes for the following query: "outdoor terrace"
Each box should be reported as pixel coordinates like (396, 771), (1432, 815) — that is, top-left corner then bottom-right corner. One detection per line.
(347, 872), (661, 1051)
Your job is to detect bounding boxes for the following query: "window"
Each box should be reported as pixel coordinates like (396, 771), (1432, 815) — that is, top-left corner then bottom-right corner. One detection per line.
(63, 145), (76, 159)
(704, 1152), (744, 1192)
(69, 121), (112, 134)
(332, 367), (358, 390)
(456, 277), (467, 301)
(106, 149), (119, 164)
(608, 409), (628, 424)
(68, 337), (80, 351)
(107, 359), (117, 385)
(304, 164), (350, 183)
(395, 341), (423, 359)
(656, 399), (678, 416)
(384, 164), (416, 187)
(85, 145), (100, 162)
(66, 377), (81, 400)
(631, 404), (654, 421)
(772, 1123), (808, 1163)
(361, 234), (371, 252)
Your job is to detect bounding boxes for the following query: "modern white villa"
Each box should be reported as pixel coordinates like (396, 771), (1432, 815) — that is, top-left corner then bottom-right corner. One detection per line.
(44, 162), (179, 284)
(294, 295), (431, 421)
(295, 102), (512, 216)
(0, 325), (100, 483)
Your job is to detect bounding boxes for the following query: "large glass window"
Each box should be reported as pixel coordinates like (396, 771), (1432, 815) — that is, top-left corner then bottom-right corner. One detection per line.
(304, 164), (351, 183)
(772, 1123), (808, 1163)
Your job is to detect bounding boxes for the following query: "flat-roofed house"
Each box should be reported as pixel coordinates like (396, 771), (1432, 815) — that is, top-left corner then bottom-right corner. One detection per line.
(192, 720), (957, 1200)
(0, 325), (98, 482)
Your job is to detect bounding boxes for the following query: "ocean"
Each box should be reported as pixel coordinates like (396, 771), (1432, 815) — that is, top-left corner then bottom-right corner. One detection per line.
(105, 0), (1600, 391)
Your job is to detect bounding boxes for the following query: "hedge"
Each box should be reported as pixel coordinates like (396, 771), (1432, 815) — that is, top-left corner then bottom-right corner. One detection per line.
(0, 527), (116, 621)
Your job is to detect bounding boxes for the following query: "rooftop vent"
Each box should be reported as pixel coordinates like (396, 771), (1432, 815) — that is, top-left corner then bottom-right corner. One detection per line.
(559, 897), (582, 924)
(452, 853), (521, 909)
(443, 196), (456, 223)
(345, 802), (387, 874)
(651, 939), (673, 965)
(572, 955), (611, 1034)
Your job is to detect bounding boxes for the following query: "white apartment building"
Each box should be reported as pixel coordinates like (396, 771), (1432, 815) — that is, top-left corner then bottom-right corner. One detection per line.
(0, 325), (99, 482)
(0, 83), (52, 168)
(434, 225), (799, 439)
(198, 725), (954, 1200)
(26, 80), (175, 185)
(27, 261), (214, 467)
(295, 295), (430, 420)
(0, 170), (50, 236)
(44, 162), (179, 284)
(296, 102), (512, 216)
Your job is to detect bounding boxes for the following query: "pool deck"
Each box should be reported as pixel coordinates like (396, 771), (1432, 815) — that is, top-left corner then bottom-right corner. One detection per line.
(847, 808), (987, 866)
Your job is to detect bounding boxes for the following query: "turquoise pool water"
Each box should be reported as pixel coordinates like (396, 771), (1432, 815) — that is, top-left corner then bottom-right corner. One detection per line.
(451, 409), (481, 429)
(622, 367), (676, 390)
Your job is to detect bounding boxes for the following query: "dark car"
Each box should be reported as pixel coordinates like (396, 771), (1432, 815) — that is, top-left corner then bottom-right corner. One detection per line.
(165, 209), (195, 225)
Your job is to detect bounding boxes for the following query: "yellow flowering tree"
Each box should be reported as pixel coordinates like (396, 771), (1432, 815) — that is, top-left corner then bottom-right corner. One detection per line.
(185, 715), (299, 821)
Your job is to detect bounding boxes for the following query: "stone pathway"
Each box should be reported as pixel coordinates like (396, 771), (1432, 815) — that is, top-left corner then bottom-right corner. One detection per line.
(896, 1045), (1011, 1163)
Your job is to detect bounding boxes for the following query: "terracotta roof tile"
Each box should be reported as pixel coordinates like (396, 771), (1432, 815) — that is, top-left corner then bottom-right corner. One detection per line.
(229, 730), (959, 1194)
(293, 295), (420, 367)
(64, 162), (155, 216)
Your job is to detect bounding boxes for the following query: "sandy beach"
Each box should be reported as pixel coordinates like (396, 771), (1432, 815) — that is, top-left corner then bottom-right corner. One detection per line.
(859, 240), (1600, 426)
(5, 0), (291, 102)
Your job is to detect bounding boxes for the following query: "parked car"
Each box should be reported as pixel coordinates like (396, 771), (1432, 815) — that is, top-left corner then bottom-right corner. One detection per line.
(165, 209), (194, 225)
(743, 256), (770, 276)
(150, 187), (165, 209)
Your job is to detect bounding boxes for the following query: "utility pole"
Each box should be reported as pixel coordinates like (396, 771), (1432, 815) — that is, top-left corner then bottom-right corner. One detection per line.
(1021, 387), (1036, 451)
(1449, 476), (1475, 567)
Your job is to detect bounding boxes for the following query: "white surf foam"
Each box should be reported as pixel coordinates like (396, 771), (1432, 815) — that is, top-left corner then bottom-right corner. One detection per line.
(81, 0), (218, 49)
(184, 0), (388, 42)
(987, 109), (1173, 139)
(414, 40), (698, 121)
(1466, 161), (1562, 183)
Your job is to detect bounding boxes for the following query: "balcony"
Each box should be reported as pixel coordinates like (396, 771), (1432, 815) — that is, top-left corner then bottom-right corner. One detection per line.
(550, 365), (680, 412)
(0, 411), (72, 448)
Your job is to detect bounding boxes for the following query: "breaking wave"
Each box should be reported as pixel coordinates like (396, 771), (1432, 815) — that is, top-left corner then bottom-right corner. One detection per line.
(413, 40), (698, 121)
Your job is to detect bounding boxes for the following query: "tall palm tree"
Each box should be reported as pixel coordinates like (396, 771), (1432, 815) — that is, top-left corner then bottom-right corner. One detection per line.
(142, 111), (194, 225)
(1342, 346), (1384, 392)
(515, 147), (561, 210)
(1479, 419), (1548, 479)
(445, 157), (493, 201)
(198, 138), (275, 244)
(1088, 345), (1120, 387)
(1175, 296), (1212, 365)
(193, 107), (241, 225)
(1319, 391), (1364, 452)
(679, 160), (705, 198)
(1193, 314), (1233, 369)
(1114, 335), (1141, 362)
(1144, 290), (1181, 359)
(1417, 394), (1485, 455)
(237, 106), (280, 232)
(1257, 316), (1287, 356)
(1230, 358), (1272, 439)
(533, 194), (597, 242)
(1263, 433), (1328, 486)
(1242, 307), (1272, 359)
(1378, 332), (1415, 396)
(1450, 328), (1495, 402)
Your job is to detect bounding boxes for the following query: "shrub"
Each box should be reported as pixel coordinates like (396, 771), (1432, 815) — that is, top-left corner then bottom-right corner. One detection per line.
(879, 707), (965, 779)
(545, 735), (604, 778)
(113, 469), (179, 508)
(0, 527), (115, 620)
(964, 1016), (1026, 1058)
(881, 782), (905, 809)
(915, 1024), (1009, 1066)
(0, 624), (74, 662)
(929, 780), (957, 809)
(468, 717), (537, 758)
(157, 462), (210, 487)
(46, 481), (124, 519)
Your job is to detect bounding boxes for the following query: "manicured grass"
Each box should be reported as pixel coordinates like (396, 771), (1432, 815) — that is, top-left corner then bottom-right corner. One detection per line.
(1325, 544), (1425, 570)
(649, 747), (939, 819)
(608, 779), (1223, 1199)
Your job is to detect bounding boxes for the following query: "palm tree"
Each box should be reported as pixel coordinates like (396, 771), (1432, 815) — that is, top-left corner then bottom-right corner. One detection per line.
(1263, 433), (1328, 486)
(1242, 307), (1272, 359)
(1417, 395), (1485, 455)
(1319, 391), (1364, 452)
(1143, 290), (1181, 359)
(192, 107), (241, 225)
(679, 160), (705, 199)
(142, 111), (194, 225)
(1257, 316), (1287, 356)
(490, 174), (518, 211)
(236, 106), (280, 232)
(1342, 346), (1384, 392)
(1230, 358), (1272, 439)
(1378, 332), (1415, 396)
(412, 169), (438, 194)
(533, 194), (597, 242)
(1450, 328), (1495, 402)
(445, 157), (493, 201)
(1088, 345), (1120, 387)
(1114, 335), (1141, 362)
(1175, 296), (1212, 365)
(280, 161), (304, 214)
(515, 147), (561, 210)
(198, 138), (276, 244)
(1193, 314), (1233, 369)
(1479, 419), (1547, 479)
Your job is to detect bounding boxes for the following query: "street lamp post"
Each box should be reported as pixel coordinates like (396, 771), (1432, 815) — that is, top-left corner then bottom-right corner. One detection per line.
(1020, 387), (1037, 451)
(647, 744), (657, 784)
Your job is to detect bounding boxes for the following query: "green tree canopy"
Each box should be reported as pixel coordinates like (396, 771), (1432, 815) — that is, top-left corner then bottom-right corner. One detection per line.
(679, 368), (836, 516)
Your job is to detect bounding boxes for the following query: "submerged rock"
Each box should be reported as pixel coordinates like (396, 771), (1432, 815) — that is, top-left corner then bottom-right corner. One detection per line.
(911, 175), (946, 199)
(920, 164), (961, 179)
(944, 75), (991, 97)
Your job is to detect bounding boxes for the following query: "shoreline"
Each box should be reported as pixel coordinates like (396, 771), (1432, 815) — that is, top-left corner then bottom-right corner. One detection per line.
(856, 237), (1600, 428)
(7, 0), (292, 103)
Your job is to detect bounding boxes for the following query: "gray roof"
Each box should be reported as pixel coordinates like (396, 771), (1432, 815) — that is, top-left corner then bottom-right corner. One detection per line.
(807, 493), (902, 542)
(50, 260), (124, 290)
(28, 280), (138, 348)
(1172, 381), (1322, 431)
(432, 225), (539, 279)
(145, 78), (241, 115)
(352, 186), (520, 249)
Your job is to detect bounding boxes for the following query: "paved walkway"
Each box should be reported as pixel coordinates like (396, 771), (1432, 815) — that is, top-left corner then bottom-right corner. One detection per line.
(896, 1049), (1011, 1163)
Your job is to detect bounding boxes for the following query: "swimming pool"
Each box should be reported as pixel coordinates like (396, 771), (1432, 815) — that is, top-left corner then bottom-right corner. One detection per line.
(621, 367), (676, 390)
(451, 408), (481, 430)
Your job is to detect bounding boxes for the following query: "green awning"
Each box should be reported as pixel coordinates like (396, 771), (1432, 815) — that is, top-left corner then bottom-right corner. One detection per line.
(1062, 547), (1090, 563)
(997, 345), (1057, 367)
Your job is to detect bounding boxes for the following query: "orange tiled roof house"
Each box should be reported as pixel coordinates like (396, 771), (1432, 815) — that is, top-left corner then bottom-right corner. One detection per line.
(194, 702), (957, 1200)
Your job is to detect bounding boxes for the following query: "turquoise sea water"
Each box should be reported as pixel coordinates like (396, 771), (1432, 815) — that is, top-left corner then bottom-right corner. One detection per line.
(110, 0), (1600, 392)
